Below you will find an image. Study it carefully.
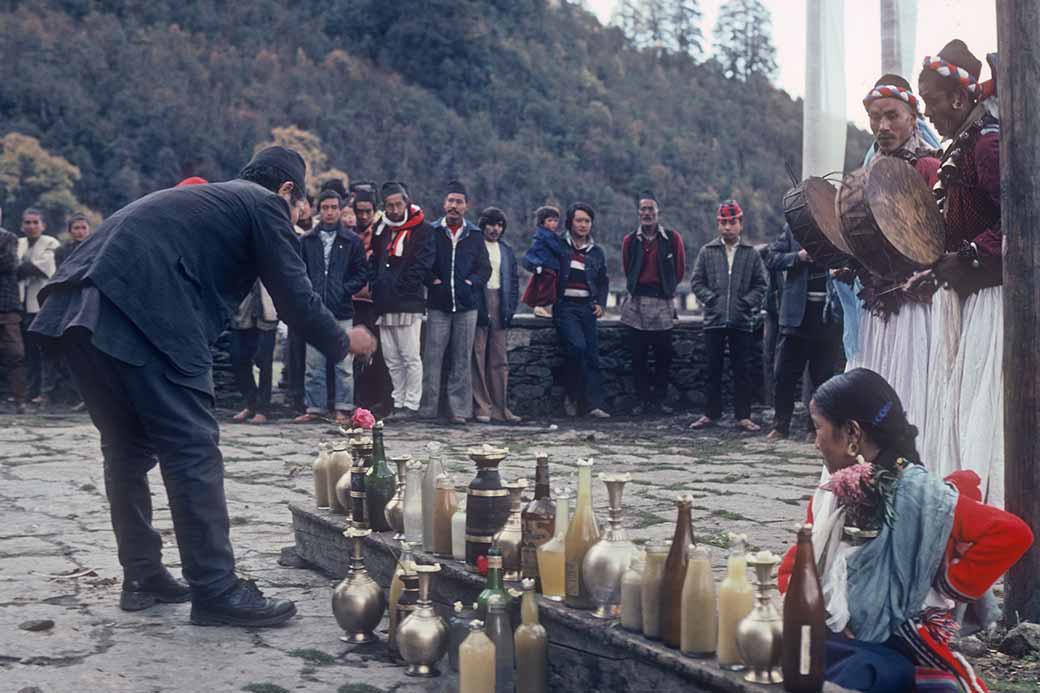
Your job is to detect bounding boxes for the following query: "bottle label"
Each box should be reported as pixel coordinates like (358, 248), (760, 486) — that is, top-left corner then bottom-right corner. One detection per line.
(565, 559), (581, 597)
(799, 625), (812, 675)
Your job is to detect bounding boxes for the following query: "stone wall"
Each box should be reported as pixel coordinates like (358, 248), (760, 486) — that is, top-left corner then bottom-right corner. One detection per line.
(505, 314), (765, 417)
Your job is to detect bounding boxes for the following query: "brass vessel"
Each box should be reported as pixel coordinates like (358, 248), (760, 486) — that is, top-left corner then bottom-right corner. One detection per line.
(398, 564), (448, 677)
(582, 472), (637, 619)
(384, 454), (411, 539)
(492, 479), (527, 581)
(736, 552), (784, 685)
(327, 442), (352, 514)
(349, 437), (374, 529)
(331, 527), (386, 644)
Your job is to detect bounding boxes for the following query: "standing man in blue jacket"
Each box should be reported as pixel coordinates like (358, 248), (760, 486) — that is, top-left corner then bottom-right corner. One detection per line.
(765, 224), (842, 441)
(688, 200), (767, 432)
(29, 147), (376, 628)
(294, 189), (368, 425)
(419, 180), (491, 424)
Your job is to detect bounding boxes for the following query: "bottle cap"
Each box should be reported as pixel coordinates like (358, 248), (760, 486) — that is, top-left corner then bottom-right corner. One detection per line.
(468, 619), (485, 630)
(454, 601), (464, 613)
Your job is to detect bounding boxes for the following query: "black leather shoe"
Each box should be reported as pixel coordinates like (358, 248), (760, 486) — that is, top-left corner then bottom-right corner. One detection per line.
(120, 568), (191, 612)
(190, 579), (297, 627)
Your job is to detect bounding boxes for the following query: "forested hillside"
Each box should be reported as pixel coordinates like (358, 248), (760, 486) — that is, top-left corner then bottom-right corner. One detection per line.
(0, 0), (872, 270)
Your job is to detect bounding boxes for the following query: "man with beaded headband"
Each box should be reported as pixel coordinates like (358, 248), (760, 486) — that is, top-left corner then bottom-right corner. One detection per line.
(843, 74), (942, 462)
(915, 39), (1004, 507)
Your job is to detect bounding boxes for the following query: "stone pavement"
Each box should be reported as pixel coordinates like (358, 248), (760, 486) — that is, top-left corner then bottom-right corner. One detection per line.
(0, 410), (844, 692)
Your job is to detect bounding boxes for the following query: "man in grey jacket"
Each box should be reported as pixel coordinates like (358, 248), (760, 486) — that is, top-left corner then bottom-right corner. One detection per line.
(688, 200), (767, 431)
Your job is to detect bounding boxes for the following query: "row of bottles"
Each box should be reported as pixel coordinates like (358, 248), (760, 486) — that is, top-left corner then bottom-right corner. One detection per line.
(321, 432), (826, 690)
(311, 423), (396, 533)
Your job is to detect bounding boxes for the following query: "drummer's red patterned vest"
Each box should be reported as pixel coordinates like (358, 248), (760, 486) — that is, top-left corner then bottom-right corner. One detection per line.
(934, 116), (1002, 257)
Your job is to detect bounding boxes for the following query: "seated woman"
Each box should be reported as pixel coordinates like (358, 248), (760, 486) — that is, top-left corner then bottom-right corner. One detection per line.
(778, 368), (1032, 693)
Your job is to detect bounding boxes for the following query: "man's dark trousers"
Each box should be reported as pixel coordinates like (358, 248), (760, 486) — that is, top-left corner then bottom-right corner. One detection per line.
(704, 327), (753, 420)
(772, 333), (839, 434)
(628, 327), (673, 406)
(60, 329), (236, 600)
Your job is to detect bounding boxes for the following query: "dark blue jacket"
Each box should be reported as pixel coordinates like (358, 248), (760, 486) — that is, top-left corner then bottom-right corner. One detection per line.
(690, 237), (767, 332)
(766, 225), (839, 329)
(300, 224), (369, 320)
(556, 236), (609, 307)
(369, 212), (436, 316)
(476, 239), (520, 328)
(521, 227), (564, 273)
(427, 218), (492, 313)
(30, 180), (349, 376)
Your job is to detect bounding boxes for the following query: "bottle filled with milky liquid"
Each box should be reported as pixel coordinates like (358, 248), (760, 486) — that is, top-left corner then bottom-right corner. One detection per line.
(403, 461), (424, 544)
(451, 487), (469, 561)
(422, 449), (445, 552)
(641, 540), (670, 639)
(536, 493), (570, 601)
(458, 619), (495, 693)
(681, 544), (717, 657)
(564, 459), (600, 610)
(620, 552), (646, 632)
(514, 578), (548, 693)
(432, 475), (458, 557)
(313, 442), (330, 508)
(717, 536), (754, 670)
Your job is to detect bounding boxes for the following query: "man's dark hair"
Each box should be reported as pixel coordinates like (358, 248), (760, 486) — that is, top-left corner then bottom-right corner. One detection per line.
(66, 212), (89, 229)
(317, 189), (342, 207)
(239, 164), (306, 203)
(22, 207), (44, 220)
(320, 178), (349, 199)
(478, 207), (508, 234)
(535, 206), (560, 226)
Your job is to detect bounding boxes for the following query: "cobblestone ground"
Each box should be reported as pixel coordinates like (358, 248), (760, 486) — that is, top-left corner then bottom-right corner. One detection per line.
(0, 408), (1031, 692)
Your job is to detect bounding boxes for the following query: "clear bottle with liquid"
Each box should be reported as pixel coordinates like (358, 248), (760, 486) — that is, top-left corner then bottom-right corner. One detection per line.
(681, 544), (717, 657)
(535, 493), (570, 601)
(717, 535), (754, 670)
(459, 619), (496, 693)
(485, 595), (515, 693)
(564, 459), (600, 610)
(641, 540), (670, 639)
(451, 487), (469, 561)
(620, 552), (646, 632)
(403, 461), (424, 545)
(515, 578), (548, 693)
(422, 447), (445, 552)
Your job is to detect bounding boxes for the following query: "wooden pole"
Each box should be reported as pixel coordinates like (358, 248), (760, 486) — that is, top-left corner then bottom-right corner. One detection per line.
(998, 0), (1040, 624)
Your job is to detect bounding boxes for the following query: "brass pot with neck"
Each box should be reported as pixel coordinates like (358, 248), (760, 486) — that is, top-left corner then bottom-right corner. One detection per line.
(398, 564), (448, 677)
(384, 455), (411, 539)
(736, 551), (784, 685)
(582, 472), (637, 619)
(331, 527), (386, 644)
(492, 479), (527, 581)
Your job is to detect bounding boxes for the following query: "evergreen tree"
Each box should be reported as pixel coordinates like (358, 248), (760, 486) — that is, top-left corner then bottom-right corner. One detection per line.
(713, 0), (778, 82)
(667, 0), (703, 59)
(614, 0), (647, 46)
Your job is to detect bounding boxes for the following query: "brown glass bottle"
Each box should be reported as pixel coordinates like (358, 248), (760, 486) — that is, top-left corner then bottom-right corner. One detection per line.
(782, 524), (826, 692)
(521, 454), (556, 586)
(659, 495), (695, 648)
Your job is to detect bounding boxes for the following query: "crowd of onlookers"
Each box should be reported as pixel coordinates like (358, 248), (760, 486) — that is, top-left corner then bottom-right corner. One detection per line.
(0, 178), (843, 436)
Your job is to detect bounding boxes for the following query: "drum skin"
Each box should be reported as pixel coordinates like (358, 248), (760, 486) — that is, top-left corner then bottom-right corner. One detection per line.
(837, 157), (945, 280)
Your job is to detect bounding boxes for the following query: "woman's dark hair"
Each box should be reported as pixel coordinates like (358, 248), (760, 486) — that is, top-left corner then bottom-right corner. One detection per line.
(565, 202), (595, 232)
(812, 368), (921, 469)
(478, 206), (508, 233)
(239, 164), (305, 203)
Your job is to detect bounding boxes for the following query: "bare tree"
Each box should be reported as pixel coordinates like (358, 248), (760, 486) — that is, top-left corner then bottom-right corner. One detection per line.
(713, 0), (778, 82)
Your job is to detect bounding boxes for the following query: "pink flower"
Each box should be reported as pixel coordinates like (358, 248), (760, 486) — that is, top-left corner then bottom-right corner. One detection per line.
(352, 408), (376, 430)
(821, 462), (875, 506)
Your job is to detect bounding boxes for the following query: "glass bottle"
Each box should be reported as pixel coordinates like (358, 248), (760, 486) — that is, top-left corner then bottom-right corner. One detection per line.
(448, 601), (478, 673)
(782, 524), (826, 691)
(619, 552), (645, 632)
(681, 544), (717, 657)
(718, 535), (754, 670)
(493, 479), (527, 581)
(515, 578), (548, 693)
(641, 540), (670, 639)
(535, 493), (570, 601)
(521, 453), (556, 585)
(660, 495), (696, 647)
(403, 461), (424, 545)
(313, 442), (331, 509)
(326, 442), (352, 514)
(485, 595), (515, 693)
(387, 541), (416, 657)
(477, 547), (510, 621)
(459, 620), (495, 693)
(564, 458), (600, 610)
(365, 422), (396, 532)
(433, 475), (458, 558)
(451, 487), (469, 561)
(422, 446), (445, 552)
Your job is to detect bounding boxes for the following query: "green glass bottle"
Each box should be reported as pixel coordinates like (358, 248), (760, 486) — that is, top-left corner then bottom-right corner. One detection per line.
(477, 547), (510, 621)
(365, 421), (396, 533)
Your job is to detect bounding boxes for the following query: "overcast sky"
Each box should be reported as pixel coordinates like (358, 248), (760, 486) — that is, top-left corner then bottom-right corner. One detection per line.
(583, 0), (998, 129)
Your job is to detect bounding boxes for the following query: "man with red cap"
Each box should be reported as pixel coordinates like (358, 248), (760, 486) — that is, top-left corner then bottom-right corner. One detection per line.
(689, 199), (767, 432)
(29, 146), (376, 628)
